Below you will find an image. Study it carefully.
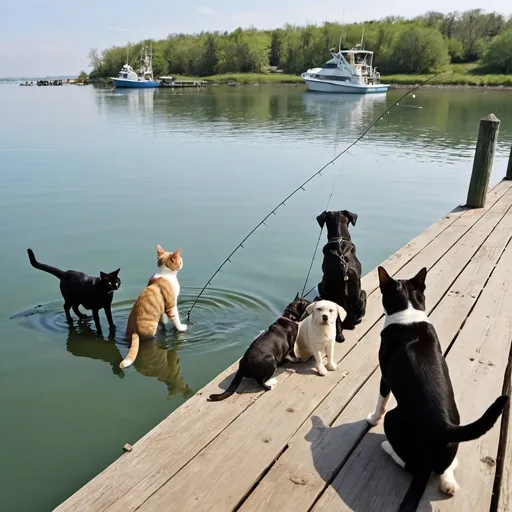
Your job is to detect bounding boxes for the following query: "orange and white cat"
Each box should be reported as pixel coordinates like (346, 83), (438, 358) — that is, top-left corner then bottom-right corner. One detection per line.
(120, 245), (187, 369)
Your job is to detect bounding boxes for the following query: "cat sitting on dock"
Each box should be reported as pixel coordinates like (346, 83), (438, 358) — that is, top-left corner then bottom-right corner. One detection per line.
(27, 248), (120, 335)
(120, 245), (187, 369)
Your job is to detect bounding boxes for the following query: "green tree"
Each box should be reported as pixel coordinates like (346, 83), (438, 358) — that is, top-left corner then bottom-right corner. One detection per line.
(390, 26), (449, 73)
(482, 27), (512, 72)
(78, 70), (88, 82)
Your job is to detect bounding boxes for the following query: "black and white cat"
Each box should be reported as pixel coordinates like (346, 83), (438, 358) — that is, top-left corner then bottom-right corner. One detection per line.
(27, 249), (121, 335)
(368, 266), (509, 512)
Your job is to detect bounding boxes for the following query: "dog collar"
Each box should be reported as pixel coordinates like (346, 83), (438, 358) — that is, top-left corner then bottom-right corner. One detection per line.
(328, 237), (350, 243)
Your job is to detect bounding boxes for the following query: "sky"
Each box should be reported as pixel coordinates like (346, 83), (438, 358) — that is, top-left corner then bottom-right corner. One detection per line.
(1, 0), (511, 77)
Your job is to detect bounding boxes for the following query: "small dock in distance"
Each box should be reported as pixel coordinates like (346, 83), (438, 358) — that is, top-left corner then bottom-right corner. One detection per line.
(159, 76), (208, 88)
(56, 116), (512, 512)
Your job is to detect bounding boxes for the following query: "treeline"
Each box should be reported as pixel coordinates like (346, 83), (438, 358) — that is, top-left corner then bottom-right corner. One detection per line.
(88, 9), (512, 79)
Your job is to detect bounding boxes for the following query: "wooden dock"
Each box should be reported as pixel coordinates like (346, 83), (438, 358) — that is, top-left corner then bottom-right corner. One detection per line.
(55, 180), (512, 511)
(56, 117), (512, 512)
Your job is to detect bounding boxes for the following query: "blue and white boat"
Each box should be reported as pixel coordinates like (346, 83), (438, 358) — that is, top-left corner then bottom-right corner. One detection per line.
(111, 46), (159, 89)
(302, 43), (388, 94)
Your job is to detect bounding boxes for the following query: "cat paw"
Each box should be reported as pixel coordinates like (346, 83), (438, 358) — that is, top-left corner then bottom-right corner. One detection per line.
(326, 361), (337, 371)
(440, 476), (459, 496)
(317, 365), (328, 376)
(176, 324), (187, 333)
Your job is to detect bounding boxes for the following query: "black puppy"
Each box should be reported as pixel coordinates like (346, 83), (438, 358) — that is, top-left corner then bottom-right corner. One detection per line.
(316, 210), (366, 342)
(27, 249), (120, 335)
(208, 295), (310, 401)
(368, 266), (509, 512)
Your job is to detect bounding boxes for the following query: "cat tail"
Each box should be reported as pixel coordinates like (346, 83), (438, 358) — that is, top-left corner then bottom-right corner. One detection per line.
(120, 333), (140, 369)
(445, 395), (509, 443)
(27, 249), (65, 279)
(207, 365), (244, 402)
(398, 469), (431, 512)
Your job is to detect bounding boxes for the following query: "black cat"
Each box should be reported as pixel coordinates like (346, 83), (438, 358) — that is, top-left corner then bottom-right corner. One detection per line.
(27, 249), (120, 334)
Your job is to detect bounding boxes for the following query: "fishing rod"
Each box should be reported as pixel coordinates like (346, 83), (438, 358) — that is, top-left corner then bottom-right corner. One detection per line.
(186, 69), (450, 321)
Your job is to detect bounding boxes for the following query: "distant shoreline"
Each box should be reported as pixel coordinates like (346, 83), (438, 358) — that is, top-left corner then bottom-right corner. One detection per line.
(85, 72), (512, 90)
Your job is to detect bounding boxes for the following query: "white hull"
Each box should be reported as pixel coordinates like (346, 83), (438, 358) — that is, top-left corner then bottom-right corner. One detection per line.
(302, 75), (388, 94)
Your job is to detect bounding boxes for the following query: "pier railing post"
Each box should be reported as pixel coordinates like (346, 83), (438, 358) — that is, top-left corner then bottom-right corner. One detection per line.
(466, 113), (501, 208)
(506, 144), (512, 180)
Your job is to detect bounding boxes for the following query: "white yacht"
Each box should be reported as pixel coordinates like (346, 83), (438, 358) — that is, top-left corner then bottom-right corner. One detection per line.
(302, 44), (388, 94)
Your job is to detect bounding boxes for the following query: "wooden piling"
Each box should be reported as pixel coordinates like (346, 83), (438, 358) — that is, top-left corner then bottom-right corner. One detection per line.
(466, 113), (501, 208)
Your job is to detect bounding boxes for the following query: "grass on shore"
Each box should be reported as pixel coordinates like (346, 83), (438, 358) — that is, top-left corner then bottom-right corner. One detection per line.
(382, 63), (512, 87)
(172, 73), (304, 84)
(177, 65), (511, 87)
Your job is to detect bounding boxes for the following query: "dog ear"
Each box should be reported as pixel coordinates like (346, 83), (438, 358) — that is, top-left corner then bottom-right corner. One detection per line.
(316, 211), (329, 228)
(410, 267), (427, 292)
(306, 302), (316, 315)
(343, 210), (358, 226)
(378, 266), (393, 290)
(336, 304), (347, 322)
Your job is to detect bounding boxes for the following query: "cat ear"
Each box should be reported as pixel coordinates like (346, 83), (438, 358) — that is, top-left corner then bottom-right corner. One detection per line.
(100, 271), (108, 280)
(294, 292), (300, 300)
(110, 268), (121, 277)
(156, 244), (165, 257)
(378, 266), (393, 290)
(173, 248), (182, 259)
(410, 267), (427, 292)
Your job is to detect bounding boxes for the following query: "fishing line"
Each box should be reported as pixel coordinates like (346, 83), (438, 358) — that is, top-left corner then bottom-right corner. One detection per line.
(186, 69), (450, 321)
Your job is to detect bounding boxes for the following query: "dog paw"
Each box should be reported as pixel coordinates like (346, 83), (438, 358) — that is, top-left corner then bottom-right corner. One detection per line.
(285, 354), (300, 363)
(326, 361), (337, 371)
(367, 413), (381, 426)
(176, 324), (187, 332)
(264, 378), (277, 390)
(317, 365), (328, 376)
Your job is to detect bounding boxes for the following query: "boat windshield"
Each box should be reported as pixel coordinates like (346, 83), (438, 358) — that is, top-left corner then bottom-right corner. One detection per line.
(324, 60), (338, 68)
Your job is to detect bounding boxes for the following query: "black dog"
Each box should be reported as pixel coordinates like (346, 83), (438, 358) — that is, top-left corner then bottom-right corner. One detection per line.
(27, 249), (120, 335)
(208, 295), (310, 401)
(316, 210), (366, 342)
(368, 266), (509, 512)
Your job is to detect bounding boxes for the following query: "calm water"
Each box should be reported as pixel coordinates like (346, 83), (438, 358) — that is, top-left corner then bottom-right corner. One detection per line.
(1, 84), (511, 511)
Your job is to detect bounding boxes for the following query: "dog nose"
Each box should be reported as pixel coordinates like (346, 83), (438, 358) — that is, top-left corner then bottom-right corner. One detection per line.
(322, 314), (328, 322)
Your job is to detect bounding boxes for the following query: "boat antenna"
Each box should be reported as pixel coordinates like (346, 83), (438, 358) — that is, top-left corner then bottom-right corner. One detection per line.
(338, 6), (345, 52)
(186, 68), (453, 320)
(360, 24), (365, 49)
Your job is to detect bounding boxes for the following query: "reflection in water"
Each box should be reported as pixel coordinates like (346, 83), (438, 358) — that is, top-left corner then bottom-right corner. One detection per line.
(66, 323), (124, 376)
(98, 88), (157, 118)
(93, 85), (512, 157)
(133, 337), (192, 400)
(66, 323), (191, 399)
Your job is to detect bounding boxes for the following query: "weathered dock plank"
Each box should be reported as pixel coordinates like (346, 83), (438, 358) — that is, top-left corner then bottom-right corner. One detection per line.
(55, 180), (512, 512)
(308, 198), (512, 512)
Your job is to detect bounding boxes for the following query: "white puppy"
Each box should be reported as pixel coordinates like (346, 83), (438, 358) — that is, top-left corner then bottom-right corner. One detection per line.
(294, 300), (347, 376)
